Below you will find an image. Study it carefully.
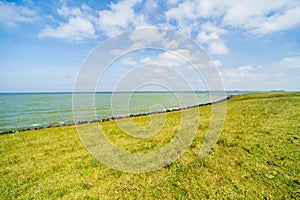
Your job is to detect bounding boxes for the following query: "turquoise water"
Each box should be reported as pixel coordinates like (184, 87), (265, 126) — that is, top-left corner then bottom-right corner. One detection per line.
(0, 92), (228, 133)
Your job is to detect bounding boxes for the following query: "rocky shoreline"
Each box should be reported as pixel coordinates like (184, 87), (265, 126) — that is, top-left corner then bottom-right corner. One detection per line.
(0, 95), (233, 135)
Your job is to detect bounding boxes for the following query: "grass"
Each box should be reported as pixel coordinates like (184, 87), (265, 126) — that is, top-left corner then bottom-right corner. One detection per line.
(0, 92), (299, 199)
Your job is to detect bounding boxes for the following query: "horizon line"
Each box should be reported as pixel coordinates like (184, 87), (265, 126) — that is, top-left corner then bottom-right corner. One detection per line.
(0, 89), (295, 94)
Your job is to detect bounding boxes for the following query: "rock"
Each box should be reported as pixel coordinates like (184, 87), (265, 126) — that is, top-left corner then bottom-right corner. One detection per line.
(266, 173), (274, 179)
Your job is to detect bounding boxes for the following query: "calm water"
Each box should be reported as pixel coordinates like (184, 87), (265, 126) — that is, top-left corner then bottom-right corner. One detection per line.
(0, 92), (229, 133)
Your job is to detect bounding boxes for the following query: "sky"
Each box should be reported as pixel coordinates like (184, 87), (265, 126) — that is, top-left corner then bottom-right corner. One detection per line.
(0, 0), (300, 92)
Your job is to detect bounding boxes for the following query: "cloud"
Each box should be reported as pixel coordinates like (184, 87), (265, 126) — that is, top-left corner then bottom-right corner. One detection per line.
(142, 0), (158, 16)
(129, 28), (166, 44)
(222, 0), (300, 34)
(196, 23), (229, 55)
(0, 2), (37, 27)
(57, 5), (82, 17)
(205, 40), (229, 55)
(201, 22), (227, 35)
(166, 0), (300, 35)
(114, 65), (195, 91)
(137, 49), (220, 69)
(128, 28), (183, 50)
(97, 0), (148, 37)
(110, 48), (128, 56)
(221, 65), (265, 81)
(166, 0), (181, 6)
(32, 0), (300, 53)
(165, 0), (230, 40)
(165, 1), (201, 36)
(168, 49), (199, 63)
(39, 16), (96, 41)
(258, 6), (300, 34)
(166, 0), (300, 54)
(197, 31), (219, 42)
(39, 4), (96, 41)
(165, 1), (197, 22)
(139, 52), (185, 68)
(210, 60), (222, 67)
(166, 3), (230, 55)
(140, 49), (202, 68)
(273, 56), (300, 68)
(37, 0), (150, 41)
(120, 57), (138, 66)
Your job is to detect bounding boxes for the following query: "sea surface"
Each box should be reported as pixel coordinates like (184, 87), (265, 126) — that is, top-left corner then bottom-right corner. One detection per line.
(0, 92), (231, 133)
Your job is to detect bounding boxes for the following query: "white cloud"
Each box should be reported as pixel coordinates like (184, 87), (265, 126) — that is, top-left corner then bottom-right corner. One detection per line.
(207, 40), (229, 55)
(168, 49), (199, 63)
(39, 16), (96, 41)
(165, 0), (229, 38)
(139, 52), (185, 68)
(121, 57), (137, 66)
(97, 0), (148, 37)
(166, 2), (230, 55)
(110, 48), (128, 56)
(56, 3), (93, 18)
(258, 6), (300, 34)
(0, 2), (37, 27)
(162, 39), (180, 49)
(39, 4), (96, 41)
(196, 23), (229, 55)
(165, 0), (300, 55)
(165, 1), (197, 22)
(221, 0), (300, 34)
(201, 22), (228, 35)
(133, 48), (222, 71)
(221, 65), (265, 81)
(140, 57), (152, 63)
(166, 0), (300, 35)
(211, 60), (222, 67)
(137, 48), (220, 70)
(113, 64), (193, 91)
(165, 0), (226, 22)
(166, 0), (181, 6)
(165, 1), (201, 36)
(273, 56), (300, 68)
(57, 5), (82, 17)
(128, 28), (183, 50)
(143, 0), (158, 13)
(237, 65), (255, 72)
(197, 32), (219, 41)
(32, 0), (300, 49)
(130, 28), (166, 43)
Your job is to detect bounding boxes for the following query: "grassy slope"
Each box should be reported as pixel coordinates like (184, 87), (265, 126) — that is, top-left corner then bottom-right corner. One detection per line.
(0, 92), (299, 199)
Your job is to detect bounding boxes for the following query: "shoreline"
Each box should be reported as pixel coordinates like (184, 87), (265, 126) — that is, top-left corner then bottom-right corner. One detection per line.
(0, 95), (233, 135)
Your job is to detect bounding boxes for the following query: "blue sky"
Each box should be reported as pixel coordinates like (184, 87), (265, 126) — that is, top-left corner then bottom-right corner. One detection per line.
(0, 0), (300, 92)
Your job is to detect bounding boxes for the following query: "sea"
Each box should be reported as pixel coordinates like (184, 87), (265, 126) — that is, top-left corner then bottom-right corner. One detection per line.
(0, 92), (235, 133)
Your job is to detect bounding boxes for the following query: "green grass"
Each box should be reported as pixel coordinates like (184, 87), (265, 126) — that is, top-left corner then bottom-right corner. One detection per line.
(1, 92), (299, 199)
